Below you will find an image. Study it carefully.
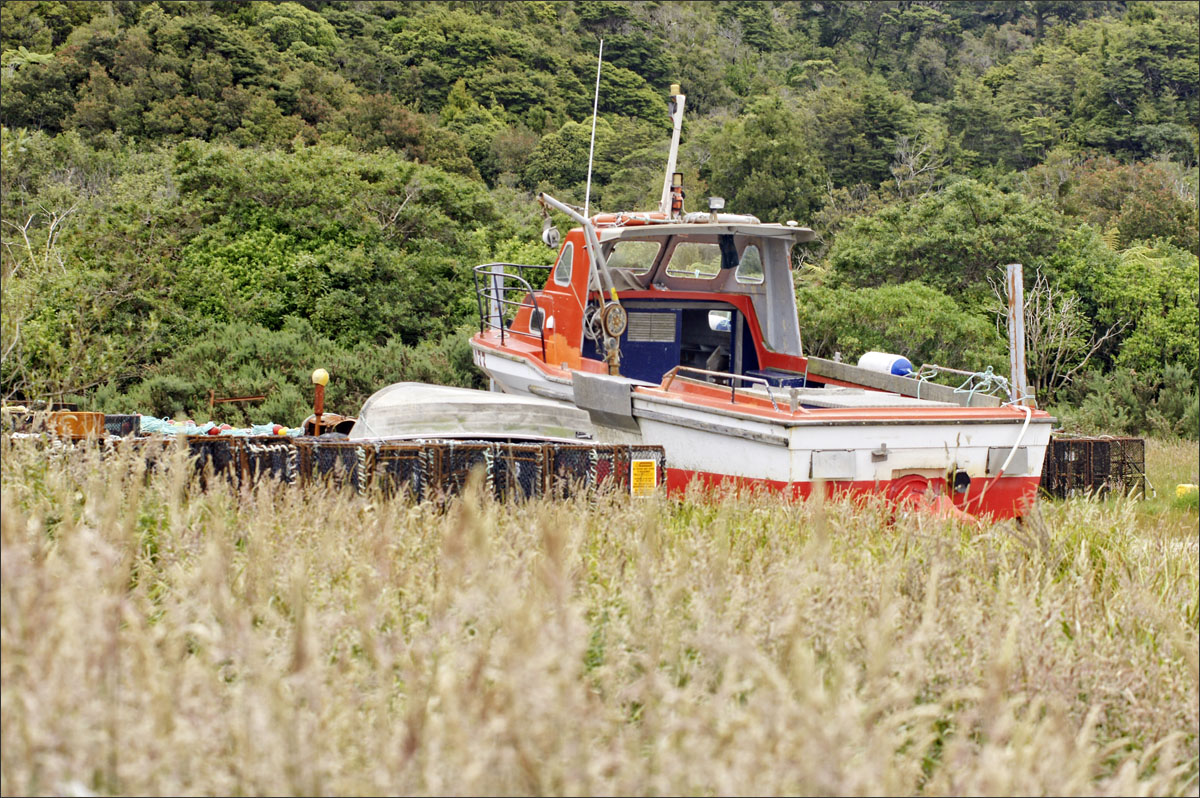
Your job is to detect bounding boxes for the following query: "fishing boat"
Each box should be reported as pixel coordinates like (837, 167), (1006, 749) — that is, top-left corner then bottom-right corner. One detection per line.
(465, 83), (1054, 519)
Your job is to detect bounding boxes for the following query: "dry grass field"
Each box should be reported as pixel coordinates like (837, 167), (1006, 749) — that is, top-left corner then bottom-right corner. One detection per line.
(2, 437), (1197, 796)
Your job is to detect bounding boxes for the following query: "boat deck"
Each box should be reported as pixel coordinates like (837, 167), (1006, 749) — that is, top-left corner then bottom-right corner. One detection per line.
(635, 376), (1033, 425)
(739, 385), (956, 410)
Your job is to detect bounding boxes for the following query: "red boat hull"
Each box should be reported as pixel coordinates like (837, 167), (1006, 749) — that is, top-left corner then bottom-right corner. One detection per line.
(665, 468), (1040, 520)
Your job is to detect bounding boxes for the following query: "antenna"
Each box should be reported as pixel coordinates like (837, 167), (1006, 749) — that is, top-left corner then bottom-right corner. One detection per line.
(584, 39), (603, 219)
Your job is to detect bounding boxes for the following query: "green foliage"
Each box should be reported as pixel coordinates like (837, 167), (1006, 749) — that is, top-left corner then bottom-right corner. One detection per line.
(2, 242), (161, 402)
(522, 118), (615, 192)
(942, 74), (1025, 174)
(1022, 155), (1199, 254)
(827, 179), (1060, 299)
(92, 317), (485, 424)
(0, 1), (1196, 432)
(808, 73), (920, 189)
(956, 5), (1200, 167)
(1103, 243), (1199, 378)
(0, 41), (85, 133)
(795, 281), (1006, 372)
(255, 1), (341, 60)
(168, 140), (500, 345)
(1038, 224), (1124, 346)
(701, 95), (828, 223)
(1044, 229), (1199, 379)
(0, 1), (102, 51)
(1, 131), (511, 405)
(1059, 363), (1199, 439)
(341, 92), (426, 157)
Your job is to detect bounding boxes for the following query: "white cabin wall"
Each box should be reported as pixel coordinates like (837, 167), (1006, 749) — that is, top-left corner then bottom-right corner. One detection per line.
(760, 238), (802, 355)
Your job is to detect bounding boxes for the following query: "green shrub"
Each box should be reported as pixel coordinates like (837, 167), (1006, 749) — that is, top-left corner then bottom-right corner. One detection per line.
(1054, 363), (1199, 440)
(826, 179), (1061, 302)
(796, 280), (1006, 373)
(87, 318), (487, 425)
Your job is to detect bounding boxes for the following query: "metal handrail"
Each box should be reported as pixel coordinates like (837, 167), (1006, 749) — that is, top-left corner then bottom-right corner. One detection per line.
(660, 365), (781, 411)
(473, 263), (553, 362)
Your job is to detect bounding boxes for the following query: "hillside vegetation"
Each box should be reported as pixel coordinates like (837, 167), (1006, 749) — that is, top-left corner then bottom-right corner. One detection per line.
(1, 1), (1197, 435)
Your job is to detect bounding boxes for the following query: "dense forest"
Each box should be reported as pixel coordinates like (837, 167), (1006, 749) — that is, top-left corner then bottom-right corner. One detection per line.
(1, 0), (1197, 436)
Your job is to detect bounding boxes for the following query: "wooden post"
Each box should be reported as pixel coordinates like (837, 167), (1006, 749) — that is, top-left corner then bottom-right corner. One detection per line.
(1006, 263), (1034, 407)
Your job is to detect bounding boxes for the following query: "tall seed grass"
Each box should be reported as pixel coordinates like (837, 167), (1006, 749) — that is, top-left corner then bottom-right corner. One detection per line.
(2, 437), (1197, 796)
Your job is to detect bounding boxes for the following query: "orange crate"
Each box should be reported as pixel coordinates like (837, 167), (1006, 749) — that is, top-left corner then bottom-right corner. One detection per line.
(48, 411), (106, 439)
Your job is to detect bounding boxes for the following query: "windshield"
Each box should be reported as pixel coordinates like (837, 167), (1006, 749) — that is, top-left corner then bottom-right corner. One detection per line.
(664, 242), (722, 279)
(605, 240), (660, 274)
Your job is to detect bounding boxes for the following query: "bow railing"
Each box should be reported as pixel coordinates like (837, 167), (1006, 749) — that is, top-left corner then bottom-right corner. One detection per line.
(472, 262), (553, 362)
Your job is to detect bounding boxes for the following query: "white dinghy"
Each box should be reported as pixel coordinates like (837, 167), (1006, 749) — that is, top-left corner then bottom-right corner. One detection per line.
(348, 382), (594, 443)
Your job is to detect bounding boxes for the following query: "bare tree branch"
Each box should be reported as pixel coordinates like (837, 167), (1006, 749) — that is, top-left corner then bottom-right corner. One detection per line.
(365, 179), (423, 241)
(891, 135), (946, 198)
(991, 266), (1127, 400)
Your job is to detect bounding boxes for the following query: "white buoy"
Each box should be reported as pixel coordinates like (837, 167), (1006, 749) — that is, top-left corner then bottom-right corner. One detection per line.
(857, 351), (914, 377)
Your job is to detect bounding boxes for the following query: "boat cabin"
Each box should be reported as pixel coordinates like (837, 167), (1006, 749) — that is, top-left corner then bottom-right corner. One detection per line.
(474, 217), (817, 389)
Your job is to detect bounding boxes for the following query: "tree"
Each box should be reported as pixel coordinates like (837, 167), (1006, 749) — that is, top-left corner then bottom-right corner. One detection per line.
(700, 95), (827, 223)
(1103, 242), (1199, 378)
(1, 205), (161, 403)
(521, 118), (617, 193)
(1042, 225), (1199, 380)
(0, 46), (85, 133)
(1023, 156), (1200, 255)
(795, 280), (1005, 373)
(255, 1), (341, 58)
(0, 1), (103, 51)
(827, 179), (1060, 301)
(990, 266), (1125, 402)
(809, 73), (919, 189)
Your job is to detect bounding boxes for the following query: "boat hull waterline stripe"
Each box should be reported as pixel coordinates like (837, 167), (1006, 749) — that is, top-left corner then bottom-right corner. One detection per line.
(665, 469), (1041, 521)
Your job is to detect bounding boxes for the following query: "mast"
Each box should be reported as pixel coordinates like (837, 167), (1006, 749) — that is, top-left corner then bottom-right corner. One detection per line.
(658, 84), (686, 216)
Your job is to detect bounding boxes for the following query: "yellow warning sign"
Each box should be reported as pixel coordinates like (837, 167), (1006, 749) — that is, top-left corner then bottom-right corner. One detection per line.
(630, 458), (658, 497)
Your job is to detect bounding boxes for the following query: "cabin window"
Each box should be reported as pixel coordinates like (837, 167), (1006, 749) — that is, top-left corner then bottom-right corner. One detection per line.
(735, 244), (764, 284)
(553, 242), (575, 286)
(605, 240), (659, 274)
(665, 242), (721, 279)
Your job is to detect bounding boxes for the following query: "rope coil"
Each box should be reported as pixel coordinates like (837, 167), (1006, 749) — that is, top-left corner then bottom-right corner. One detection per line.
(355, 445), (369, 494)
(914, 364), (1014, 405)
(483, 445), (496, 496)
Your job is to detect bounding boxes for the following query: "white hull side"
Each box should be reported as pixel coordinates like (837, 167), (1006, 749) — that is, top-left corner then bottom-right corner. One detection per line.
(632, 398), (1050, 484)
(473, 344), (1050, 484)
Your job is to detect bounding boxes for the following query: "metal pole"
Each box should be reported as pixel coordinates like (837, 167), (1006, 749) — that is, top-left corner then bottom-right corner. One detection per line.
(1006, 263), (1033, 407)
(659, 85), (686, 215)
(489, 267), (504, 336)
(311, 368), (329, 435)
(539, 191), (613, 295)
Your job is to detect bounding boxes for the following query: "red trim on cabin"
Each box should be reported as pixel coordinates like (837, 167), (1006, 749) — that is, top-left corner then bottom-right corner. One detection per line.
(472, 331), (607, 378)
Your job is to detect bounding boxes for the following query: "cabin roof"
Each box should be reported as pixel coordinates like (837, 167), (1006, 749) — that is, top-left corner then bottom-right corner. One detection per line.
(595, 223), (815, 243)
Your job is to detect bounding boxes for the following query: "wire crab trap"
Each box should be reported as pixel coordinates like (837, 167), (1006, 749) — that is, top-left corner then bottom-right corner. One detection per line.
(1040, 436), (1146, 499)
(64, 435), (665, 501)
(7, 430), (667, 501)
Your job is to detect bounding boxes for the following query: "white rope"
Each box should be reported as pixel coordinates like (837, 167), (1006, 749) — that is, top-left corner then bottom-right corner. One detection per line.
(971, 402), (1034, 511)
